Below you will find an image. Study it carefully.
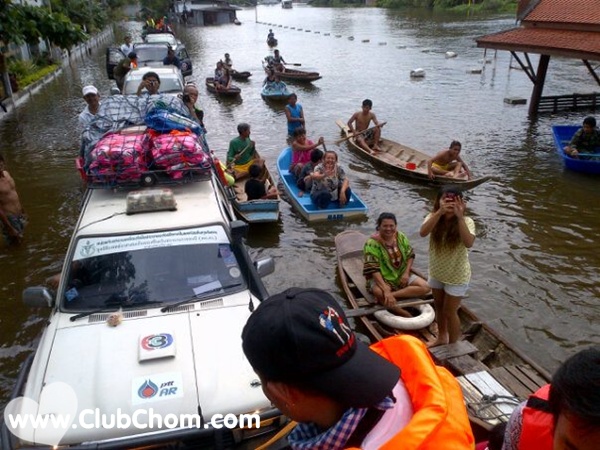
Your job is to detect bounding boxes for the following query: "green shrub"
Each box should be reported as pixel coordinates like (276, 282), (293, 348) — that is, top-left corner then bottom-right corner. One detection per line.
(8, 59), (39, 80)
(18, 65), (60, 88)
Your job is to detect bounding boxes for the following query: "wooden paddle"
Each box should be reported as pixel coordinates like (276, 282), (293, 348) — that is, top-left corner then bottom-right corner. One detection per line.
(335, 121), (387, 146)
(345, 297), (433, 318)
(284, 62), (302, 66)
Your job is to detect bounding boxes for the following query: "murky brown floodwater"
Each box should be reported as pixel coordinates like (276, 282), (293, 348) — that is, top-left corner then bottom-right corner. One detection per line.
(1, 5), (599, 408)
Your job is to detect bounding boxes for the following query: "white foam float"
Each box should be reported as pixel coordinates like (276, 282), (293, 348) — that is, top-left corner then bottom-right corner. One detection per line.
(445, 51), (457, 58)
(410, 68), (426, 78)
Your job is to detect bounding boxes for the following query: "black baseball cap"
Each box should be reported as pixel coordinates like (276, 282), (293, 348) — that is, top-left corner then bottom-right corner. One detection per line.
(242, 288), (400, 408)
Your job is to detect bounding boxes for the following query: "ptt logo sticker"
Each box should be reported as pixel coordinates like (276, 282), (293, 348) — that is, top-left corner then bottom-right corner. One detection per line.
(141, 333), (173, 350)
(132, 372), (184, 404)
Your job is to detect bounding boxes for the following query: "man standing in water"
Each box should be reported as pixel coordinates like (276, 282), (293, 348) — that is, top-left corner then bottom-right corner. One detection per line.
(347, 99), (385, 154)
(0, 154), (26, 245)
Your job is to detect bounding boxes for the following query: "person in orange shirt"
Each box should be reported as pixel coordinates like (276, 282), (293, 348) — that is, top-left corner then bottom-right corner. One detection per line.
(242, 287), (474, 449)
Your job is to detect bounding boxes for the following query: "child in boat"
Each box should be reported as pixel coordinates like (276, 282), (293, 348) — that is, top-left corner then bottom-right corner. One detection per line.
(564, 116), (600, 158)
(244, 163), (277, 200)
(297, 148), (323, 196)
(427, 140), (472, 180)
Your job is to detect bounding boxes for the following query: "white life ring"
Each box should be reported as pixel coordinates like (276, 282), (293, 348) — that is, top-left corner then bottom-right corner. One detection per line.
(373, 304), (435, 331)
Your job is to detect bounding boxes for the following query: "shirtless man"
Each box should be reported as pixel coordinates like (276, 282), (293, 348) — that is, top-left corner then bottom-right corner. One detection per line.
(347, 99), (384, 153)
(427, 140), (472, 180)
(0, 154), (26, 245)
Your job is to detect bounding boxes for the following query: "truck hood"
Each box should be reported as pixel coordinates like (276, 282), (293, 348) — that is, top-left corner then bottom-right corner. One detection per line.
(23, 300), (267, 445)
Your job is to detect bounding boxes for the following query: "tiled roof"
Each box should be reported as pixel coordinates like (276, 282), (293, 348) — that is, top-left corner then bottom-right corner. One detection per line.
(525, 0), (600, 25)
(477, 27), (600, 60)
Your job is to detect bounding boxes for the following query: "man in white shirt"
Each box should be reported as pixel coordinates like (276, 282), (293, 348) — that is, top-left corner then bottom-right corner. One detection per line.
(78, 85), (100, 129)
(120, 35), (134, 56)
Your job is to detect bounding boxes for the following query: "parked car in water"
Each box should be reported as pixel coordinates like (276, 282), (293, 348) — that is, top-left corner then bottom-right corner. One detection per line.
(120, 66), (185, 96)
(0, 174), (284, 449)
(106, 42), (193, 79)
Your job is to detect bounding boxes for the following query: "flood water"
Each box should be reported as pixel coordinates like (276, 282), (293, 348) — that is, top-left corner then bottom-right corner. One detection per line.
(1, 5), (599, 407)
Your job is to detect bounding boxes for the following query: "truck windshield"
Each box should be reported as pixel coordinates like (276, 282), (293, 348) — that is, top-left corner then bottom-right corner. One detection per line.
(61, 226), (245, 311)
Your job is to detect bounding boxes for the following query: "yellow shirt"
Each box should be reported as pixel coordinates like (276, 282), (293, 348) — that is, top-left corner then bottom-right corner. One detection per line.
(425, 214), (475, 285)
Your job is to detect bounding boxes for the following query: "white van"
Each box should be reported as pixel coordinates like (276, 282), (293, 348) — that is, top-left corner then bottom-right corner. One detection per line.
(2, 176), (284, 449)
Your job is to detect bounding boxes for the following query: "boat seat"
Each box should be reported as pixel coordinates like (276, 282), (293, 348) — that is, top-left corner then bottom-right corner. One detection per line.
(457, 370), (522, 425)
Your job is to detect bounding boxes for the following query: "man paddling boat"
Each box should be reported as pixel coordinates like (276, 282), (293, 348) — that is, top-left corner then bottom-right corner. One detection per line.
(347, 99), (385, 154)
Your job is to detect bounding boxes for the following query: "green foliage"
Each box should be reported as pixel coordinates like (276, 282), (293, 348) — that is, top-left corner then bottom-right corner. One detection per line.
(375, 0), (515, 10)
(18, 64), (59, 88)
(7, 59), (39, 80)
(139, 0), (171, 18)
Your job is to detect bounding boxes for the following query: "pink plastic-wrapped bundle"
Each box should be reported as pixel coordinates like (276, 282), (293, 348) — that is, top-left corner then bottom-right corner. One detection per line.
(149, 132), (211, 179)
(88, 133), (148, 184)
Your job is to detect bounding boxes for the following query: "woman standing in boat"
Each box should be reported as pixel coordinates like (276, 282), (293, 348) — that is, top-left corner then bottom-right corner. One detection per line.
(419, 187), (475, 347)
(363, 213), (430, 308)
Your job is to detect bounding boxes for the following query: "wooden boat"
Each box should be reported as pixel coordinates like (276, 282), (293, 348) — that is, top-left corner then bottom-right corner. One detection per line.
(335, 230), (552, 441)
(276, 67), (321, 83)
(267, 37), (278, 47)
(231, 70), (251, 81)
(336, 120), (491, 190)
(205, 77), (241, 97)
(261, 81), (291, 101)
(224, 153), (280, 223)
(551, 125), (600, 175)
(276, 146), (368, 222)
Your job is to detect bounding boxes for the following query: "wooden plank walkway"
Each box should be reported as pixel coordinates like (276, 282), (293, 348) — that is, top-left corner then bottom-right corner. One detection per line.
(538, 92), (600, 113)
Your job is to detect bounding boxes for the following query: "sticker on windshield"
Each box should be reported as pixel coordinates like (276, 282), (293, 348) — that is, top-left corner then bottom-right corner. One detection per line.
(229, 267), (241, 278)
(73, 227), (229, 260)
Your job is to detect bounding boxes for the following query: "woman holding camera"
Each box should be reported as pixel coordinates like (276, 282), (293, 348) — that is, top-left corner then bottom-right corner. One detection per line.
(420, 187), (476, 347)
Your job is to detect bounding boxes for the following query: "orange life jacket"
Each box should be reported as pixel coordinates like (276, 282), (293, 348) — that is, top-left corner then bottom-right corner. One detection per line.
(347, 335), (474, 450)
(518, 384), (553, 450)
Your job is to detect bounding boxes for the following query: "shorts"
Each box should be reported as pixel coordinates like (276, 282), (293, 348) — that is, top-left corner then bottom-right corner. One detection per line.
(2, 214), (27, 245)
(232, 159), (255, 176)
(428, 276), (469, 297)
(367, 274), (419, 292)
(432, 162), (451, 171)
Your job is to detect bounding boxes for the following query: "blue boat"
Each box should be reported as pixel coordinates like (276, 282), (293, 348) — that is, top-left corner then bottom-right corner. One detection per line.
(276, 147), (368, 222)
(551, 125), (600, 175)
(261, 81), (291, 101)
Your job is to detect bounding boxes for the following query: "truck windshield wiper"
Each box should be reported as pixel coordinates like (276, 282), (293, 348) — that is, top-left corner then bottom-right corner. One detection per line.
(161, 283), (242, 313)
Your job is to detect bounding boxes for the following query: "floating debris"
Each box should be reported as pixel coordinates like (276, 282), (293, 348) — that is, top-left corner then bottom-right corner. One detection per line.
(298, 28), (303, 31)
(410, 68), (426, 78)
(467, 68), (483, 74)
(362, 39), (370, 43)
(504, 97), (527, 105)
(305, 30), (311, 32)
(336, 35), (342, 38)
(290, 27), (296, 29)
(324, 33), (330, 36)
(445, 51), (457, 58)
(315, 31), (320, 34)
(379, 42), (387, 45)
(348, 36), (354, 40)
(397, 45), (407, 49)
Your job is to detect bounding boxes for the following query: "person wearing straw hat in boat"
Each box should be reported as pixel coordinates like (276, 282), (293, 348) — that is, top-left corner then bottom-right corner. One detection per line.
(226, 123), (264, 180)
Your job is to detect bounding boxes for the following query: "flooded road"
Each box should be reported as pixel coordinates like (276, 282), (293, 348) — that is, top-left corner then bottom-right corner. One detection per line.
(1, 5), (599, 407)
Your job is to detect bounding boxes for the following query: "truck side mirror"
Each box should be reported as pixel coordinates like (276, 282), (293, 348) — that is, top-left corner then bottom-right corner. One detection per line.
(23, 287), (55, 308)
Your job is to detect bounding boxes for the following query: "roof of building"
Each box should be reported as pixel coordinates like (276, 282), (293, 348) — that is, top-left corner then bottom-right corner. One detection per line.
(476, 0), (600, 60)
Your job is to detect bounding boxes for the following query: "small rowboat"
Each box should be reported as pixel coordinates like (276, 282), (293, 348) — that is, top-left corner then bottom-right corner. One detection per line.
(205, 77), (241, 97)
(222, 151), (280, 223)
(335, 230), (552, 441)
(261, 81), (291, 101)
(231, 70), (252, 81)
(276, 147), (368, 222)
(336, 120), (491, 190)
(267, 37), (278, 47)
(551, 125), (600, 175)
(276, 67), (321, 83)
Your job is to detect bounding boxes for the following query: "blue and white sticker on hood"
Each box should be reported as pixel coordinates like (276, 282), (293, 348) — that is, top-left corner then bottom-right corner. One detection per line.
(133, 372), (184, 405)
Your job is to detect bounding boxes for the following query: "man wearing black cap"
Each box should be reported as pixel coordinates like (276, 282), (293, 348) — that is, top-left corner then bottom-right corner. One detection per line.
(242, 287), (474, 449)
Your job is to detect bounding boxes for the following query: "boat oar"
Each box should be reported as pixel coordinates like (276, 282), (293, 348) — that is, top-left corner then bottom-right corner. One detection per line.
(345, 297), (433, 318)
(335, 121), (387, 146)
(285, 62), (302, 66)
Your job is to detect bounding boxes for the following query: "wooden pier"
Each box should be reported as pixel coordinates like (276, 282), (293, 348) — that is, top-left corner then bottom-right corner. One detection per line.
(538, 92), (600, 114)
